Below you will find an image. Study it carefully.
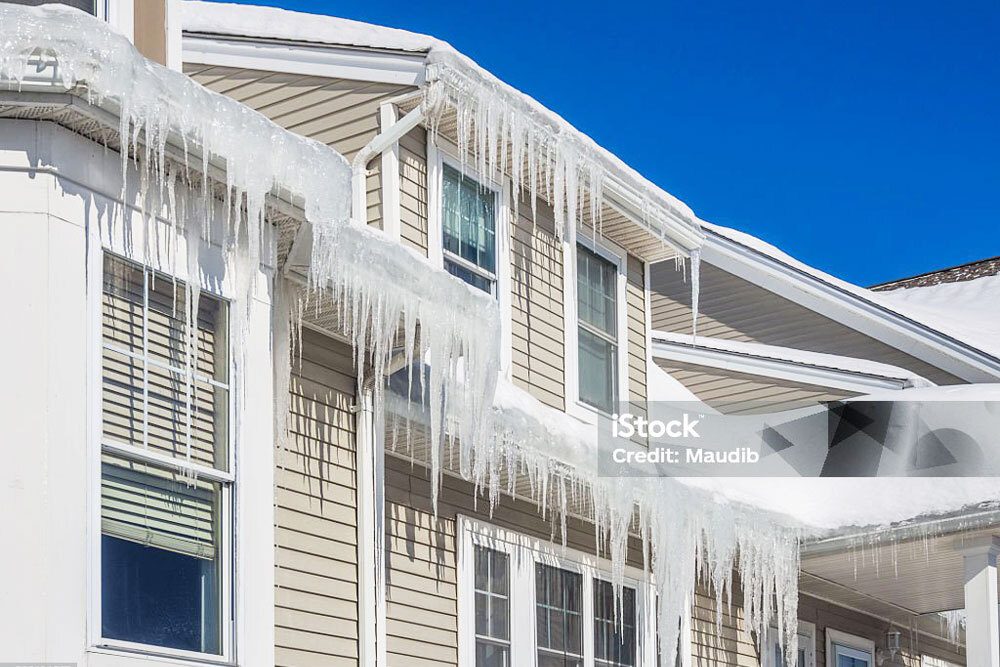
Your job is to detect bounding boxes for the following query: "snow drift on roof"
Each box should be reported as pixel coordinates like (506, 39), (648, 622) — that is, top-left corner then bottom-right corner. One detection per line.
(181, 0), (443, 52)
(870, 275), (1000, 361)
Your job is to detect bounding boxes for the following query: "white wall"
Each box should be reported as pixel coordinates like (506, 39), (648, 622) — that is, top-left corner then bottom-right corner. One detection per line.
(0, 119), (276, 666)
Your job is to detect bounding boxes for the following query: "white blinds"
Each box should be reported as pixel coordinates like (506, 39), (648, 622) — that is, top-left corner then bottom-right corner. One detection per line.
(101, 455), (218, 560)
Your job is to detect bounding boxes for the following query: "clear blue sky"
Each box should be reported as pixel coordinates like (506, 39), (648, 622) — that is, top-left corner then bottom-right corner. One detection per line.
(220, 0), (999, 286)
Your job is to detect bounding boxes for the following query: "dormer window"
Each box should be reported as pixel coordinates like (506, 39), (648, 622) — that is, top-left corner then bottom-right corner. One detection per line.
(441, 163), (497, 295)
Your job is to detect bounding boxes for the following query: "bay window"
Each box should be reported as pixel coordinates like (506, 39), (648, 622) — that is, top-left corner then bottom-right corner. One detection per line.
(98, 254), (232, 658)
(460, 518), (654, 667)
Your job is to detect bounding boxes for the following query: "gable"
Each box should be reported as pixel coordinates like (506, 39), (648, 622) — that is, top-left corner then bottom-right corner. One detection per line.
(650, 260), (963, 386)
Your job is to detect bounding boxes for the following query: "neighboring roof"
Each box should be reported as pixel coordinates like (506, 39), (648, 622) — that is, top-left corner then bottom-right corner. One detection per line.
(871, 255), (1000, 291)
(651, 330), (931, 389)
(872, 275), (1000, 362)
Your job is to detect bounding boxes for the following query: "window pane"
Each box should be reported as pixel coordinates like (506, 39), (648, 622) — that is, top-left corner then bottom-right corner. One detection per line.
(445, 259), (493, 294)
(102, 255), (229, 470)
(535, 563), (583, 665)
(594, 580), (637, 667)
(578, 328), (617, 412)
(101, 458), (222, 654)
(476, 640), (510, 667)
(577, 245), (617, 336)
(475, 546), (510, 665)
(442, 164), (496, 278)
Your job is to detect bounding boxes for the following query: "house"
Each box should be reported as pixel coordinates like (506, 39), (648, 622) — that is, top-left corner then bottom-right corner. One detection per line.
(1, 2), (998, 667)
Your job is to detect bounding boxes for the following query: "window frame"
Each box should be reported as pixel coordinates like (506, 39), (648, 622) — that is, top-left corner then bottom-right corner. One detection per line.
(564, 234), (630, 424)
(427, 137), (513, 376)
(457, 516), (657, 667)
(763, 620), (816, 667)
(89, 250), (237, 664)
(825, 628), (875, 667)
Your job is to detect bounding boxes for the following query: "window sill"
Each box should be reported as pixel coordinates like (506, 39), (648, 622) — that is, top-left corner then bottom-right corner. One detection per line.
(89, 643), (236, 667)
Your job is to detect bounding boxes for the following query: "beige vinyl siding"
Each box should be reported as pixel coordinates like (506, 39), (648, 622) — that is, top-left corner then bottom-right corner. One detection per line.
(510, 194), (566, 410)
(398, 125), (430, 255)
(182, 65), (417, 230)
(626, 253), (648, 413)
(691, 591), (965, 666)
(655, 359), (856, 414)
(276, 329), (359, 666)
(650, 261), (962, 385)
(384, 454), (645, 666)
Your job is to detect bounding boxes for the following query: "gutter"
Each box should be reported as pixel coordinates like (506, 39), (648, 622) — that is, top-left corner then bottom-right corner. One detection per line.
(650, 332), (921, 394)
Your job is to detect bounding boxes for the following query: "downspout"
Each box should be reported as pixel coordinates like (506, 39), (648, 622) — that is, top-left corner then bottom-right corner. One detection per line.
(351, 103), (425, 667)
(351, 105), (426, 224)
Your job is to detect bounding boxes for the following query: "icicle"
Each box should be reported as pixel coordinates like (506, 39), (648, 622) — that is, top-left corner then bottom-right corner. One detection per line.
(689, 248), (701, 343)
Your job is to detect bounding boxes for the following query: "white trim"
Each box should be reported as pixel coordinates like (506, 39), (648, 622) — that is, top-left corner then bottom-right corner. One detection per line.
(565, 233), (631, 425)
(921, 656), (962, 667)
(457, 516), (657, 667)
(650, 335), (914, 393)
(182, 34), (426, 86)
(379, 102), (402, 241)
(763, 620), (816, 667)
(427, 138), (513, 376)
(165, 0), (184, 71)
(825, 628), (875, 667)
(104, 0), (133, 42)
(702, 228), (1000, 382)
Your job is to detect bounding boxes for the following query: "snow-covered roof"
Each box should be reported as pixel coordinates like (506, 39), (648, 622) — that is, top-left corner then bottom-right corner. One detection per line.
(871, 275), (1000, 362)
(181, 1), (444, 53)
(652, 329), (931, 388)
(180, 1), (703, 256)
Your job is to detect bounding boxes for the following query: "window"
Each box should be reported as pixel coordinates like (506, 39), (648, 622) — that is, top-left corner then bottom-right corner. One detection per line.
(99, 254), (231, 658)
(576, 244), (620, 413)
(460, 518), (654, 667)
(536, 563), (584, 667)
(476, 546), (512, 666)
(765, 621), (816, 667)
(442, 163), (497, 294)
(825, 629), (874, 667)
(594, 579), (637, 667)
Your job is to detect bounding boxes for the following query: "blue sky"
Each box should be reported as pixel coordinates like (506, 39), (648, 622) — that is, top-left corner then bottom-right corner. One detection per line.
(220, 0), (999, 286)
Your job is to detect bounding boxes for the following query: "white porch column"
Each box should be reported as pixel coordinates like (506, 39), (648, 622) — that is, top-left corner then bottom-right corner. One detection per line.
(959, 535), (1000, 667)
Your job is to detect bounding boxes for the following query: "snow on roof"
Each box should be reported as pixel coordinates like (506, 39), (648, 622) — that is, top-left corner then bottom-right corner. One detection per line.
(181, 1), (444, 52)
(704, 221), (1000, 362)
(180, 1), (701, 249)
(870, 275), (1000, 362)
(651, 329), (932, 387)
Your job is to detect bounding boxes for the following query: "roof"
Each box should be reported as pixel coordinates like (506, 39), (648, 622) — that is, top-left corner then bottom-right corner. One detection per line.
(871, 255), (1000, 291)
(180, 1), (702, 253)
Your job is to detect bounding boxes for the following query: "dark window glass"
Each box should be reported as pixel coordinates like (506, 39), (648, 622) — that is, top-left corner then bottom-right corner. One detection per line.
(474, 546), (510, 666)
(7, 0), (95, 14)
(594, 579), (636, 666)
(442, 164), (496, 291)
(535, 563), (583, 667)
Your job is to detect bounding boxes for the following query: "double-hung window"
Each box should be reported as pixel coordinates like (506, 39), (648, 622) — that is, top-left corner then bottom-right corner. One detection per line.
(461, 518), (652, 667)
(764, 621), (816, 667)
(825, 629), (874, 667)
(576, 244), (620, 413)
(441, 163), (497, 294)
(99, 254), (232, 658)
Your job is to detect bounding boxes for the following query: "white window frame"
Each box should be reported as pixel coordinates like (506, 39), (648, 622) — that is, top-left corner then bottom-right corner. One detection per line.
(427, 137), (513, 376)
(88, 247), (237, 664)
(764, 620), (816, 667)
(826, 628), (875, 667)
(921, 657), (962, 667)
(457, 516), (657, 667)
(564, 233), (630, 424)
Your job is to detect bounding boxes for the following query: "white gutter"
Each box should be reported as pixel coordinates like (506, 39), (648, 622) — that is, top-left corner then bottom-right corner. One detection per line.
(351, 104), (425, 223)
(651, 331), (922, 393)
